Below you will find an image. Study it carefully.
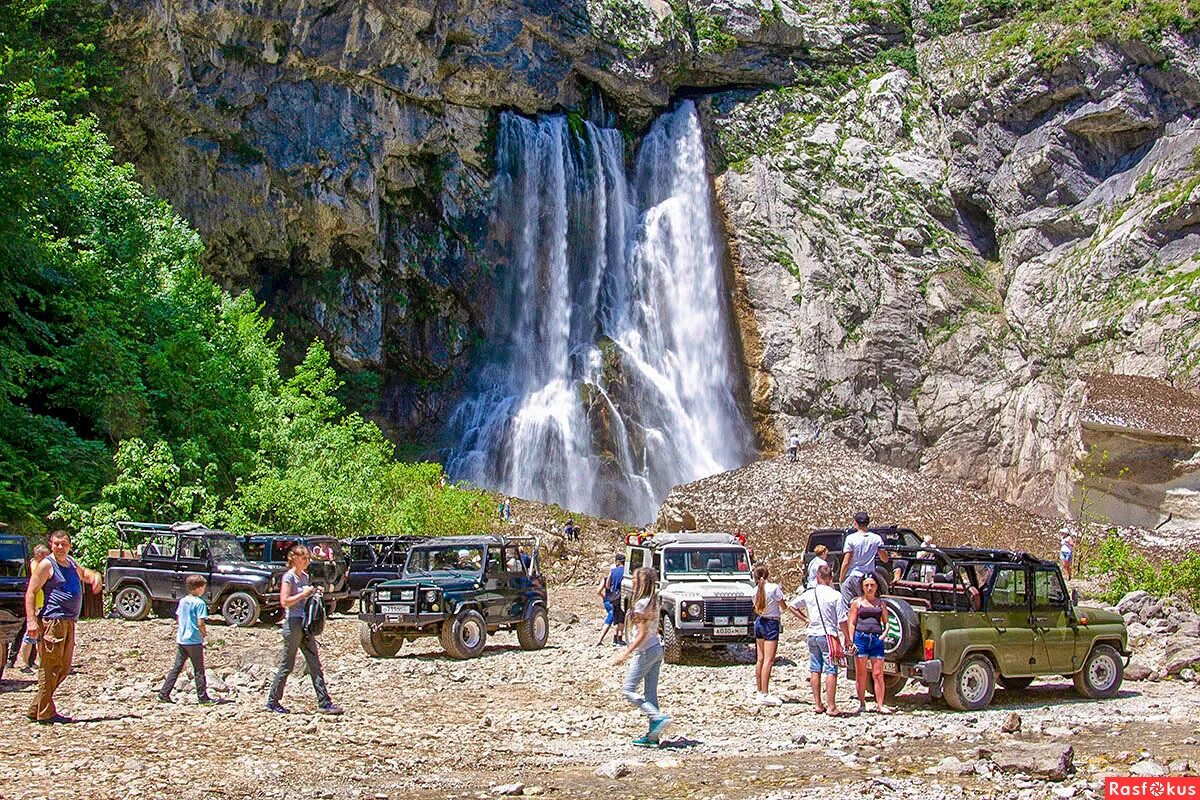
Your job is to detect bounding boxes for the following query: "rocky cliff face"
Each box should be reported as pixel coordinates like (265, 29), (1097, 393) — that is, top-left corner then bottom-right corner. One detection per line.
(100, 0), (1200, 526)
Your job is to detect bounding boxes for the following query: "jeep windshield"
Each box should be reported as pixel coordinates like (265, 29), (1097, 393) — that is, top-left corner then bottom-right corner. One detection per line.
(208, 536), (248, 562)
(0, 537), (26, 577)
(405, 546), (485, 576)
(663, 548), (751, 577)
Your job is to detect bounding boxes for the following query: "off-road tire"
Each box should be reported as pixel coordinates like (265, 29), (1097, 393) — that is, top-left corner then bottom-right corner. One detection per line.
(1073, 643), (1123, 699)
(113, 585), (151, 621)
(441, 609), (487, 659)
(868, 673), (908, 701)
(999, 675), (1035, 691)
(661, 616), (684, 664)
(516, 605), (549, 651)
(873, 567), (892, 596)
(359, 622), (403, 658)
(943, 654), (996, 711)
(881, 597), (920, 659)
(262, 608), (284, 624)
(221, 591), (261, 627)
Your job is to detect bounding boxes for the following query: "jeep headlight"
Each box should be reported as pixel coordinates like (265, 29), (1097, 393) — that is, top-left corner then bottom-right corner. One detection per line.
(687, 602), (702, 619)
(377, 590), (391, 601)
(423, 589), (438, 603)
(399, 589), (415, 601)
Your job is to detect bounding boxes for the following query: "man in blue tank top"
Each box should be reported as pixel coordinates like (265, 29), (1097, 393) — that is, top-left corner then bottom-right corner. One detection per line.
(24, 530), (103, 723)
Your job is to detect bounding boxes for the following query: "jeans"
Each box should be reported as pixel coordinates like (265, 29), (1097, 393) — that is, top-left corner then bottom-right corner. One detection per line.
(160, 643), (208, 699)
(622, 643), (665, 720)
(30, 619), (74, 721)
(268, 618), (331, 706)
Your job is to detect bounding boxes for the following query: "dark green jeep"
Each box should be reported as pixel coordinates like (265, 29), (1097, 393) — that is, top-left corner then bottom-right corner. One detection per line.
(869, 547), (1129, 710)
(358, 535), (548, 660)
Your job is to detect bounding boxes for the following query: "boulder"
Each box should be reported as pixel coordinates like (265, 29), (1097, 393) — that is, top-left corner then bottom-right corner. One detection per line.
(491, 783), (525, 796)
(1130, 760), (1167, 777)
(986, 743), (1075, 781)
(1001, 711), (1022, 733)
(1117, 591), (1156, 619)
(1164, 636), (1200, 675)
(1125, 661), (1154, 681)
(594, 761), (633, 780)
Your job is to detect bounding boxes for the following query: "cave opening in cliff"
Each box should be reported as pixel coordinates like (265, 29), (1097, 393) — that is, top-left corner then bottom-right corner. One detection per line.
(442, 101), (755, 523)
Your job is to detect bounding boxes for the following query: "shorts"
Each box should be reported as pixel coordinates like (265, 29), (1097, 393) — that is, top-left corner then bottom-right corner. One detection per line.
(604, 599), (614, 625)
(754, 617), (781, 641)
(1060, 550), (1072, 563)
(854, 630), (885, 660)
(808, 635), (838, 675)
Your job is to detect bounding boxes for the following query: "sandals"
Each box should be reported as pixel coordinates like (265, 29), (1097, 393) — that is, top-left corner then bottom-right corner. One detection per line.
(813, 706), (827, 714)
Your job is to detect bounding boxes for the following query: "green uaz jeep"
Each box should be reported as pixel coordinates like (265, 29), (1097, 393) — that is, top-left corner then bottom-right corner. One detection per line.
(865, 546), (1129, 710)
(357, 535), (548, 660)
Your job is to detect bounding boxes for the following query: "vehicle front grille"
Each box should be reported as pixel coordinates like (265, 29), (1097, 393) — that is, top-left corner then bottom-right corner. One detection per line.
(704, 598), (754, 623)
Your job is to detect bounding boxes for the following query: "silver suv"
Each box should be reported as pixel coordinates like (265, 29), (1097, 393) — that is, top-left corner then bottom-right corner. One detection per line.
(621, 532), (756, 663)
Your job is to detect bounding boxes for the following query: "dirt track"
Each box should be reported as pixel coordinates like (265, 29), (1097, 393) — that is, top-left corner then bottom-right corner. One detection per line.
(1, 581), (1198, 800)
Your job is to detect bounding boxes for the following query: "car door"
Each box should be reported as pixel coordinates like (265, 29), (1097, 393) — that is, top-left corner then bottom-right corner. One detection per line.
(140, 533), (180, 600)
(482, 545), (511, 622)
(174, 535), (211, 602)
(985, 566), (1036, 676)
(502, 545), (531, 619)
(1030, 567), (1078, 674)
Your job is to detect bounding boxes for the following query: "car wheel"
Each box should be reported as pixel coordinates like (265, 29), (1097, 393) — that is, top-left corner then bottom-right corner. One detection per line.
(1074, 643), (1123, 699)
(359, 622), (403, 658)
(440, 609), (487, 659)
(999, 675), (1035, 691)
(113, 585), (151, 621)
(868, 673), (908, 701)
(881, 597), (920, 659)
(661, 616), (684, 664)
(262, 608), (284, 624)
(221, 591), (261, 627)
(943, 654), (996, 711)
(873, 567), (891, 596)
(516, 605), (549, 651)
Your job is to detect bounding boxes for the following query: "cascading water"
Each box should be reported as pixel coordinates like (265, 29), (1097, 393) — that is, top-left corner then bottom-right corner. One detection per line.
(445, 100), (753, 522)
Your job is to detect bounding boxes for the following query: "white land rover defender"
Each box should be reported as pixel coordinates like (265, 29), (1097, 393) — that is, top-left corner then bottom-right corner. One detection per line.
(620, 531), (757, 663)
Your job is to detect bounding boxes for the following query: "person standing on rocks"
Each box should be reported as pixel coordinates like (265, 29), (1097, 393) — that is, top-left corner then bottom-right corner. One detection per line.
(597, 553), (626, 646)
(788, 564), (848, 716)
(838, 511), (888, 605)
(499, 497), (512, 523)
(564, 518), (580, 542)
(158, 574), (222, 706)
(613, 567), (671, 747)
(1060, 528), (1075, 581)
(848, 575), (893, 715)
(266, 544), (342, 715)
(806, 544), (829, 589)
(24, 530), (103, 724)
(787, 432), (800, 463)
(752, 565), (786, 705)
(8, 543), (49, 674)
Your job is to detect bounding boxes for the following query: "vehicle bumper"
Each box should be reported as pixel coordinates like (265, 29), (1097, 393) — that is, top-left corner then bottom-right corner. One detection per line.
(677, 625), (755, 645)
(902, 659), (943, 686)
(359, 612), (444, 630)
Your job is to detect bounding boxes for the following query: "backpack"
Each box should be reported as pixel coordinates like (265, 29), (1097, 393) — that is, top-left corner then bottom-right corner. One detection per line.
(303, 593), (327, 637)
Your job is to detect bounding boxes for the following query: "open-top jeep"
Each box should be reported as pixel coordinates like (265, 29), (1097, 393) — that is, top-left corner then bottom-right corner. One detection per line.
(868, 546), (1129, 710)
(342, 536), (419, 612)
(803, 525), (922, 593)
(622, 531), (756, 664)
(242, 534), (350, 612)
(0, 533), (29, 680)
(358, 535), (547, 660)
(106, 521), (283, 627)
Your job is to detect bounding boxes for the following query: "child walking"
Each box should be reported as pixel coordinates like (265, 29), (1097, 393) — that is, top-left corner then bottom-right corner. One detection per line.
(158, 574), (220, 705)
(613, 567), (671, 747)
(8, 544), (49, 673)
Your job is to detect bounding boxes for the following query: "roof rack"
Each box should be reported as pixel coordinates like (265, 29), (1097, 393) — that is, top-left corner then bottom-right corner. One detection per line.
(887, 545), (1055, 568)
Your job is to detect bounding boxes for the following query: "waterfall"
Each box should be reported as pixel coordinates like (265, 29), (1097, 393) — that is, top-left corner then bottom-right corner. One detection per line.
(445, 100), (753, 523)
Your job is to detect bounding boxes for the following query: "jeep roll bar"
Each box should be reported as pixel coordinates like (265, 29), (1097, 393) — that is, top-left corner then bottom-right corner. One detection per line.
(114, 520), (212, 547)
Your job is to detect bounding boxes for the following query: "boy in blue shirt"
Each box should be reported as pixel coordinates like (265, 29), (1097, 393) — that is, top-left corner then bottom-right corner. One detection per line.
(158, 574), (220, 705)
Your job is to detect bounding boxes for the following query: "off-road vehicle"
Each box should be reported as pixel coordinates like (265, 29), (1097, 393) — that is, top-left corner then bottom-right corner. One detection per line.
(342, 536), (419, 613)
(0, 533), (29, 680)
(241, 534), (350, 612)
(803, 525), (923, 592)
(358, 535), (547, 660)
(621, 531), (756, 664)
(106, 521), (283, 627)
(864, 546), (1129, 710)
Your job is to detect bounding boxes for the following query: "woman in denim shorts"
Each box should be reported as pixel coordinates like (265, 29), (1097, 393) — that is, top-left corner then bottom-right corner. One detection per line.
(848, 575), (893, 714)
(752, 565), (787, 706)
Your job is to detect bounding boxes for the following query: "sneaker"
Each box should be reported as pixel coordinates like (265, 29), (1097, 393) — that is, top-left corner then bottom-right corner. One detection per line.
(156, 695), (174, 704)
(37, 714), (72, 725)
(647, 714), (672, 741)
(198, 697), (229, 706)
(318, 703), (344, 715)
(759, 694), (783, 707)
(631, 736), (658, 748)
(19, 666), (34, 674)
(265, 701), (290, 714)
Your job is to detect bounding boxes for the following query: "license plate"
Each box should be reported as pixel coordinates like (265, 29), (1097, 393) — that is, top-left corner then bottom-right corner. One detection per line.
(883, 661), (899, 675)
(713, 626), (746, 636)
(380, 604), (412, 615)
(713, 616), (730, 626)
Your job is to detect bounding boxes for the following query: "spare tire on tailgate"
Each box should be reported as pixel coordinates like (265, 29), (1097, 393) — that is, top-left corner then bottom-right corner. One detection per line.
(881, 597), (920, 660)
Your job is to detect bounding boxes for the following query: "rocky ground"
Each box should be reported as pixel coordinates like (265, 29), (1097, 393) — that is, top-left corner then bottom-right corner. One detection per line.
(3, 571), (1198, 800)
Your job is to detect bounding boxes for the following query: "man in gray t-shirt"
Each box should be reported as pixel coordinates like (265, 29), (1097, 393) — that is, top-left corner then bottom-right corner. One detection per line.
(838, 511), (889, 604)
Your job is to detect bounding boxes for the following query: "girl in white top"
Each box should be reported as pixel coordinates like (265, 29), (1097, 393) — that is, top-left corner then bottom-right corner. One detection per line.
(807, 545), (829, 587)
(613, 567), (671, 746)
(752, 565), (786, 705)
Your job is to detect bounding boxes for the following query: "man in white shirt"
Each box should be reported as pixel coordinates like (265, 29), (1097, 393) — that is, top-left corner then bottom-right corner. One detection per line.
(838, 511), (889, 605)
(789, 564), (850, 715)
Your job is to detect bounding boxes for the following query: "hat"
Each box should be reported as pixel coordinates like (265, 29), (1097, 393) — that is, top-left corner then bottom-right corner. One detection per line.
(853, 511), (870, 525)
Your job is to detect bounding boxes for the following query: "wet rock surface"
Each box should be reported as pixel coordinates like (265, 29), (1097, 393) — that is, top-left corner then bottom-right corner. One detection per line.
(3, 582), (1198, 800)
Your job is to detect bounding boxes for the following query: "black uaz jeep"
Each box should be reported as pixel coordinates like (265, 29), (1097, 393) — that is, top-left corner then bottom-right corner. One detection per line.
(358, 535), (547, 660)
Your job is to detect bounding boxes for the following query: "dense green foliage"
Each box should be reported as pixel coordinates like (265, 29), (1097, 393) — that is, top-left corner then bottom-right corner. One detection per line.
(0, 4), (494, 565)
(1088, 536), (1200, 605)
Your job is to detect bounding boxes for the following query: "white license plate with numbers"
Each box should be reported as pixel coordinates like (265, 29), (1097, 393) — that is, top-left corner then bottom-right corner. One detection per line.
(883, 661), (899, 674)
(713, 626), (746, 636)
(380, 604), (412, 615)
